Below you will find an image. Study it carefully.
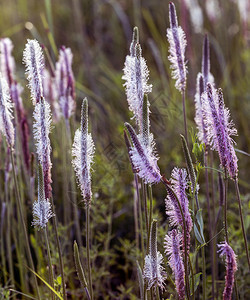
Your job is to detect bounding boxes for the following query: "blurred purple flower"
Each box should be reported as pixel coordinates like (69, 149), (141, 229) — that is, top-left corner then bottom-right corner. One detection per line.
(167, 2), (187, 93)
(218, 241), (237, 300)
(55, 46), (75, 120)
(165, 229), (185, 300)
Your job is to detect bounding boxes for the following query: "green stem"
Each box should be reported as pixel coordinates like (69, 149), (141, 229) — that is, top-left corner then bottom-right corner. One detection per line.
(86, 206), (93, 299)
(135, 174), (145, 261)
(182, 91), (188, 146)
(234, 179), (250, 270)
(10, 150), (41, 299)
(147, 185), (153, 254)
(201, 246), (206, 300)
(51, 196), (67, 299)
(44, 228), (55, 300)
(188, 255), (195, 300)
(223, 170), (229, 243)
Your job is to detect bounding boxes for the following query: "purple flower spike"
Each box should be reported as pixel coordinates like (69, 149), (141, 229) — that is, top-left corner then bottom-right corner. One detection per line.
(218, 241), (237, 300)
(72, 98), (95, 207)
(203, 84), (238, 178)
(165, 229), (185, 300)
(55, 46), (75, 120)
(167, 2), (187, 93)
(122, 27), (152, 130)
(0, 75), (14, 148)
(125, 122), (161, 184)
(33, 97), (52, 199)
(165, 167), (192, 253)
(23, 39), (44, 105)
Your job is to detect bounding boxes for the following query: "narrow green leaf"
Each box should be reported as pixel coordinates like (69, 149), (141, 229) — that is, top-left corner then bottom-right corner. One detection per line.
(27, 267), (63, 300)
(194, 223), (204, 244)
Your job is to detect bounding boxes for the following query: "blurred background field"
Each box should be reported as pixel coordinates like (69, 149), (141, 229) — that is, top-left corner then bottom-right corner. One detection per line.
(0, 0), (249, 299)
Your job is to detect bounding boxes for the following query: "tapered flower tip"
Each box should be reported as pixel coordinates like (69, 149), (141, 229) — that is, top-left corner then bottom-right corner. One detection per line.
(169, 2), (178, 28)
(23, 39), (44, 104)
(0, 38), (15, 85)
(133, 27), (139, 43)
(124, 122), (161, 184)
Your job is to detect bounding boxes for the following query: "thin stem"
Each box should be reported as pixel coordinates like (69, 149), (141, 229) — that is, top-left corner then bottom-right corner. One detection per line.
(44, 228), (55, 300)
(147, 185), (153, 254)
(134, 177), (139, 251)
(204, 151), (214, 299)
(223, 170), (229, 243)
(86, 206), (93, 299)
(135, 174), (145, 261)
(186, 255), (194, 300)
(234, 179), (250, 270)
(142, 183), (149, 253)
(201, 246), (206, 300)
(182, 91), (188, 146)
(10, 150), (41, 299)
(51, 196), (67, 299)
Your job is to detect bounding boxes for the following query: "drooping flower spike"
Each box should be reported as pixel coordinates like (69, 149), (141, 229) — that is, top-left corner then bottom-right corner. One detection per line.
(165, 229), (185, 300)
(166, 2), (187, 93)
(0, 74), (14, 149)
(55, 46), (75, 120)
(124, 122), (161, 184)
(202, 83), (238, 178)
(23, 39), (44, 105)
(122, 27), (152, 130)
(72, 98), (95, 207)
(165, 167), (192, 253)
(33, 97), (52, 199)
(32, 164), (54, 230)
(218, 241), (237, 300)
(143, 220), (165, 290)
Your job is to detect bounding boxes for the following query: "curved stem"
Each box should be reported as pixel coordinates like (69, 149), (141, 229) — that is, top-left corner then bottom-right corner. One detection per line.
(86, 206), (93, 299)
(223, 170), (229, 243)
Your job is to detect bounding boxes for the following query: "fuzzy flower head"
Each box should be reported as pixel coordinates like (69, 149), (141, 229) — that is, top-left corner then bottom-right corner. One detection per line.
(203, 84), (238, 178)
(0, 38), (15, 86)
(167, 2), (187, 93)
(55, 46), (75, 120)
(72, 98), (95, 207)
(125, 122), (161, 184)
(0, 74), (14, 148)
(143, 220), (165, 290)
(23, 39), (44, 105)
(218, 241), (237, 300)
(33, 97), (52, 199)
(32, 164), (54, 229)
(165, 229), (185, 300)
(122, 27), (152, 130)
